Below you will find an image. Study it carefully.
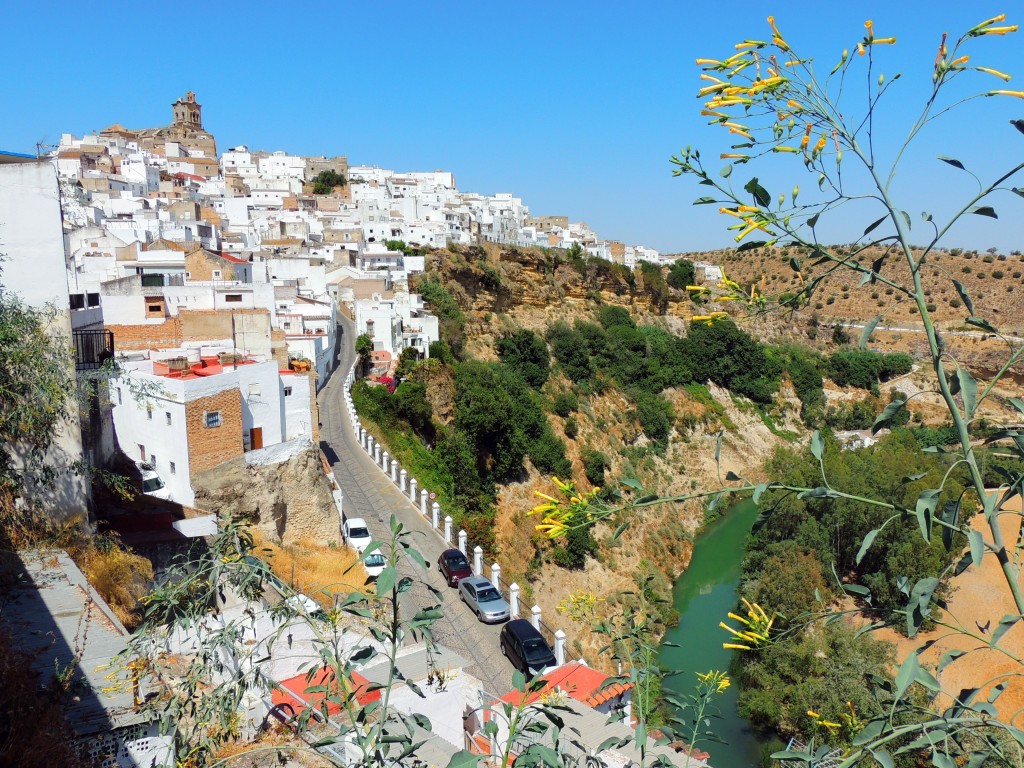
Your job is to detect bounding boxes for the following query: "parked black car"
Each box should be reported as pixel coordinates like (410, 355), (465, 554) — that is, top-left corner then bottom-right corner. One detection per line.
(499, 619), (557, 676)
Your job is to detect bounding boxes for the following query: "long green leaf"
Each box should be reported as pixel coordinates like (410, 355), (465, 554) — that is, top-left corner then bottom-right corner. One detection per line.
(856, 529), (880, 565)
(894, 653), (920, 700)
(952, 280), (974, 315)
(860, 315), (882, 348)
(864, 215), (887, 236)
(956, 368), (978, 419)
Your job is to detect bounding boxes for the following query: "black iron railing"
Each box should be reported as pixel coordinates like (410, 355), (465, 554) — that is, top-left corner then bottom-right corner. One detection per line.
(73, 329), (114, 371)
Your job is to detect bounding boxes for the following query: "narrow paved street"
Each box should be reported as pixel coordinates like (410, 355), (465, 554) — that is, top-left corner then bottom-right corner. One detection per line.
(318, 316), (513, 695)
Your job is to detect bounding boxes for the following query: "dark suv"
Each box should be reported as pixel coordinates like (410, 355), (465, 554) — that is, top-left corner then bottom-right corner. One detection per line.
(500, 619), (557, 677)
(437, 548), (473, 587)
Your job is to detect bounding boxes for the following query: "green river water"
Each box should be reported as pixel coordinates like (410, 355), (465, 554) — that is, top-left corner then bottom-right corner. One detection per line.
(659, 498), (778, 768)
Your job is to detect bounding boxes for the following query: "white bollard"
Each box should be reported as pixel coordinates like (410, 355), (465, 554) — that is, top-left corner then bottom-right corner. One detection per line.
(366, 434), (373, 453)
(473, 546), (484, 577)
(431, 502), (440, 529)
(382, 450), (389, 471)
(444, 516), (453, 543)
(490, 562), (501, 590)
(458, 529), (468, 555)
(420, 489), (428, 517)
(554, 630), (566, 666)
(531, 604), (542, 631)
(509, 583), (520, 618)
(390, 459), (398, 483)
(374, 444), (381, 465)
(410, 478), (418, 504)
(399, 469), (407, 493)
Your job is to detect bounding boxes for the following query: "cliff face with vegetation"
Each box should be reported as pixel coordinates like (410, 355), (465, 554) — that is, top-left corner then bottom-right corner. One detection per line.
(352, 244), (804, 660)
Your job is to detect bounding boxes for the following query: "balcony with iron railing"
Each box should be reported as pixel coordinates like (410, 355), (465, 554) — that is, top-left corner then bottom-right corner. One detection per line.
(73, 329), (114, 371)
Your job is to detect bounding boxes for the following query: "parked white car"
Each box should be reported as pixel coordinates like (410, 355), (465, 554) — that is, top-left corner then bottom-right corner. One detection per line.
(344, 517), (372, 553)
(136, 462), (171, 500)
(363, 552), (386, 580)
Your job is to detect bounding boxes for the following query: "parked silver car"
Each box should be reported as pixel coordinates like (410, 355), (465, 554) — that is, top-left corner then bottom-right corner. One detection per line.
(457, 576), (510, 623)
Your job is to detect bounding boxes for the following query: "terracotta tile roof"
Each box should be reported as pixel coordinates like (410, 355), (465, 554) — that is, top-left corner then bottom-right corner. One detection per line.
(271, 667), (379, 718)
(499, 662), (633, 709)
(219, 252), (248, 264)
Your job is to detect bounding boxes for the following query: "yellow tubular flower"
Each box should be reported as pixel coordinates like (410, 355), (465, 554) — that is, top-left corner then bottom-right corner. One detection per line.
(701, 109), (729, 117)
(697, 83), (728, 97)
(977, 67), (1012, 81)
(723, 642), (752, 650)
(949, 55), (970, 67)
(719, 207), (744, 218)
(696, 58), (725, 66)
(534, 491), (559, 503)
(807, 710), (821, 719)
(734, 221), (764, 242)
(979, 25), (1018, 35)
(692, 315), (712, 322)
(989, 90), (1024, 98)
(974, 13), (1006, 29)
(737, 205), (759, 213)
(720, 153), (750, 159)
(857, 42), (866, 55)
(814, 134), (827, 153)
(773, 146), (799, 153)
(873, 37), (896, 44)
(729, 128), (754, 139)
(864, 19), (874, 40)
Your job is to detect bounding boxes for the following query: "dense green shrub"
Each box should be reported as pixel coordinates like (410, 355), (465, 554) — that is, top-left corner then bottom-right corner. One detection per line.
(547, 321), (594, 383)
(495, 329), (550, 389)
(666, 259), (696, 289)
(552, 391), (578, 417)
(581, 448), (609, 487)
(551, 524), (599, 570)
(631, 389), (675, 442)
(827, 349), (912, 389)
(683, 320), (780, 403)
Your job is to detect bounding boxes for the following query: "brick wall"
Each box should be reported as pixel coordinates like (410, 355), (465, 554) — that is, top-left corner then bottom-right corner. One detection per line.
(185, 389), (244, 474)
(107, 319), (182, 351)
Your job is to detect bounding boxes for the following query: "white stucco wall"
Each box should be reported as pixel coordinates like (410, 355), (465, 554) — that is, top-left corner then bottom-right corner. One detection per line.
(0, 157), (89, 519)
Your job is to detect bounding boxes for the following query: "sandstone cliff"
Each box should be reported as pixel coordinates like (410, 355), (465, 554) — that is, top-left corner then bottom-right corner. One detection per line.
(192, 439), (338, 545)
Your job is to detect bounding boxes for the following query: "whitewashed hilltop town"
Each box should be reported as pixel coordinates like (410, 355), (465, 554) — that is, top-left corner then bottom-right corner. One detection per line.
(0, 93), (704, 767)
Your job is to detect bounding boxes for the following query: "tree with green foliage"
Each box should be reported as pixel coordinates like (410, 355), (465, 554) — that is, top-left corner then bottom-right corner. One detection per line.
(495, 329), (550, 389)
(0, 288), (74, 490)
(667, 259), (696, 290)
(311, 169), (347, 195)
(546, 321), (594, 384)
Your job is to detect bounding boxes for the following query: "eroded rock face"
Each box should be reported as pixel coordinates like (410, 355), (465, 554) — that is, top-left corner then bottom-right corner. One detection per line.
(192, 442), (338, 545)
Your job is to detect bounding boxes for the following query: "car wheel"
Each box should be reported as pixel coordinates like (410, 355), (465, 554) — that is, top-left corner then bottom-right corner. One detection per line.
(460, 592), (465, 604)
(500, 643), (507, 657)
(477, 609), (483, 622)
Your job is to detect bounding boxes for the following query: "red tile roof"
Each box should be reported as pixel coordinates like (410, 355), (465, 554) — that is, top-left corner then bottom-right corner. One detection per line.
(272, 667), (380, 718)
(499, 662), (633, 709)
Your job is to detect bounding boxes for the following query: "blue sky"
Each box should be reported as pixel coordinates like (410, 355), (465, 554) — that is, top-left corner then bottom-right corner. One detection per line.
(2, 1), (1021, 253)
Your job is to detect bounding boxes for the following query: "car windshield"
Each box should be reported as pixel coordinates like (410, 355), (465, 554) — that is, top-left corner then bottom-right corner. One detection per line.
(477, 587), (501, 603)
(349, 527), (370, 538)
(142, 476), (164, 492)
(365, 554), (386, 567)
(523, 639), (551, 660)
(446, 554), (469, 569)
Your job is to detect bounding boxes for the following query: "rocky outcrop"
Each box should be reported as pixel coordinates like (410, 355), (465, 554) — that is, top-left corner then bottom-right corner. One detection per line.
(192, 440), (338, 545)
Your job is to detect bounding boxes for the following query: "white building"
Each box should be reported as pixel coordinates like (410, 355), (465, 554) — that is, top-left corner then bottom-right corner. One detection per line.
(111, 352), (294, 505)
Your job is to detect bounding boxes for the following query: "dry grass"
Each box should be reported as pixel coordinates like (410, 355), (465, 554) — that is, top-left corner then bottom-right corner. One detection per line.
(253, 533), (370, 607)
(0, 492), (152, 629)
